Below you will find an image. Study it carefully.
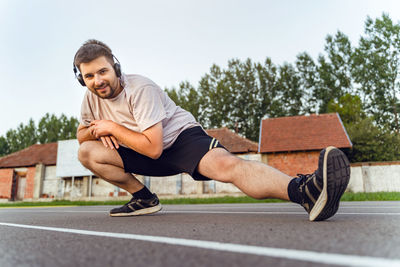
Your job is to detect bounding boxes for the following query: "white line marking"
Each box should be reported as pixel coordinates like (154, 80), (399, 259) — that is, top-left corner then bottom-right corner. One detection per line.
(1, 210), (400, 215)
(0, 222), (399, 267)
(164, 211), (400, 216)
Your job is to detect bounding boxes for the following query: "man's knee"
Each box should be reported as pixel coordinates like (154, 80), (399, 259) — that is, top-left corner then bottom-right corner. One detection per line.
(78, 140), (123, 169)
(214, 153), (242, 173)
(78, 141), (96, 167)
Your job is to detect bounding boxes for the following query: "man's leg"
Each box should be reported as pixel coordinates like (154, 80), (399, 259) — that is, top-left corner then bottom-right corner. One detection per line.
(78, 140), (144, 194)
(196, 148), (291, 200)
(78, 140), (161, 217)
(197, 146), (350, 221)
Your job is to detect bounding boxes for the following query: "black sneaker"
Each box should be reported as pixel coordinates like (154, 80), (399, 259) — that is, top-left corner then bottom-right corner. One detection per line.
(109, 193), (162, 217)
(294, 146), (350, 221)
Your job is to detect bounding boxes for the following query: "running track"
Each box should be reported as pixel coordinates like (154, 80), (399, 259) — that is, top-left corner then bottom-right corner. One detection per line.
(0, 201), (399, 267)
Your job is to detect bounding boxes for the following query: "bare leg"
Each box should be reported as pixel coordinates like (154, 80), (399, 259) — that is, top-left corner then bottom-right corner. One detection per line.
(197, 148), (292, 200)
(78, 141), (144, 194)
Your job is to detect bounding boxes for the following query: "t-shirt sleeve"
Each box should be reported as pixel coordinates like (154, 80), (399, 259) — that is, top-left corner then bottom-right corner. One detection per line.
(131, 85), (167, 132)
(80, 91), (95, 127)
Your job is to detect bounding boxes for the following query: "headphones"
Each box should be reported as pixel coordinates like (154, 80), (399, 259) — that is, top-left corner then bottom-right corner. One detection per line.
(73, 54), (122, 87)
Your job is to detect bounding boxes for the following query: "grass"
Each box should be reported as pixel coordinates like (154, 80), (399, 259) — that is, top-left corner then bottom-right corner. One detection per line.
(340, 191), (400, 201)
(0, 192), (399, 208)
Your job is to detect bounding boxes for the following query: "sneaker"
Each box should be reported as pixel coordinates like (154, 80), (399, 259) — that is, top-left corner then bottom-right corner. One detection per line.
(109, 193), (162, 217)
(295, 146), (350, 221)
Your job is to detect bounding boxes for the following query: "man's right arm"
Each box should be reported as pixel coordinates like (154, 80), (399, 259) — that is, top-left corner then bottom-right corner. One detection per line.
(77, 123), (97, 144)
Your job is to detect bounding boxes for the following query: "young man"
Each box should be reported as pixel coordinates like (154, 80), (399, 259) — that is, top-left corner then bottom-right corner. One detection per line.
(75, 39), (350, 221)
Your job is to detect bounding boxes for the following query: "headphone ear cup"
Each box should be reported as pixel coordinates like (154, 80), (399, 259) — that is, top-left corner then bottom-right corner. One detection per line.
(114, 63), (122, 78)
(77, 74), (86, 86)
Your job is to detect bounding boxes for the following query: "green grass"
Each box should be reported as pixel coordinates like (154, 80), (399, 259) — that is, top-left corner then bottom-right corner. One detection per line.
(0, 192), (399, 208)
(340, 191), (400, 201)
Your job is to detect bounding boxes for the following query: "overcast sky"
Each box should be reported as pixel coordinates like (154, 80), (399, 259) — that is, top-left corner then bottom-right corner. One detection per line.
(1, 0), (400, 136)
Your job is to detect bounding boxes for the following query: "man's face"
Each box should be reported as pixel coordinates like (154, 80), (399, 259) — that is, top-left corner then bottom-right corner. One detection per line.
(80, 56), (121, 99)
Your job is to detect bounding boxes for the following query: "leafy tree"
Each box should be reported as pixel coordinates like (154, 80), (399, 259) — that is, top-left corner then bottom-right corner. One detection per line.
(327, 94), (365, 125)
(0, 114), (79, 157)
(164, 13), (400, 161)
(294, 52), (319, 114)
(5, 119), (38, 153)
(197, 63), (232, 130)
(353, 14), (400, 132)
(37, 113), (79, 144)
(0, 136), (10, 157)
(345, 118), (400, 162)
(165, 81), (202, 122)
(277, 63), (304, 116)
(194, 58), (285, 141)
(223, 58), (264, 140)
(328, 94), (400, 162)
(313, 31), (354, 113)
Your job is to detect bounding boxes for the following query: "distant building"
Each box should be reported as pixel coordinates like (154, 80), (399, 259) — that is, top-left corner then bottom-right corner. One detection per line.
(206, 127), (258, 154)
(0, 143), (57, 200)
(0, 127), (258, 201)
(258, 113), (352, 176)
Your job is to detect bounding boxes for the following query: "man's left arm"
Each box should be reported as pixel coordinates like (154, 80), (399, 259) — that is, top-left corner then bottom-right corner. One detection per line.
(90, 120), (163, 159)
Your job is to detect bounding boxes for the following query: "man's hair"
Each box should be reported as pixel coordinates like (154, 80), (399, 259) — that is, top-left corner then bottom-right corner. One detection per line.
(74, 39), (114, 70)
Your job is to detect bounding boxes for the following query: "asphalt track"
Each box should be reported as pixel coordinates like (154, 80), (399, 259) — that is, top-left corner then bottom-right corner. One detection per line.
(0, 201), (399, 267)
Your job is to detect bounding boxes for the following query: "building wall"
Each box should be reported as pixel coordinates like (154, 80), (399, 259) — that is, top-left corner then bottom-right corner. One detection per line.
(0, 168), (13, 198)
(91, 177), (126, 197)
(150, 175), (181, 195)
(348, 162), (400, 193)
(24, 167), (36, 199)
(41, 166), (58, 198)
(266, 151), (320, 177)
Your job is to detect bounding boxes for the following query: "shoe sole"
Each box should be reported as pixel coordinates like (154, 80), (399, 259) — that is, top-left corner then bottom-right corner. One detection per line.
(109, 204), (162, 217)
(309, 146), (350, 221)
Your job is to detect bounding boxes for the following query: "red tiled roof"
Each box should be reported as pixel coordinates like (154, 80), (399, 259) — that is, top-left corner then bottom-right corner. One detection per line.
(206, 127), (258, 153)
(0, 143), (58, 168)
(259, 113), (352, 153)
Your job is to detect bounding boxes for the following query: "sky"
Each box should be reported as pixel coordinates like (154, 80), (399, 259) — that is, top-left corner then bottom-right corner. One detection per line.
(1, 0), (400, 136)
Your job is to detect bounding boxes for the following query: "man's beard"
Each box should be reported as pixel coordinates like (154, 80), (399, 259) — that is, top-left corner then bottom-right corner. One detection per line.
(95, 83), (116, 99)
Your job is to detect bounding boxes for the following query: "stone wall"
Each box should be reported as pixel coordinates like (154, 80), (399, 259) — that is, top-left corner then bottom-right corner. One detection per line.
(348, 162), (400, 193)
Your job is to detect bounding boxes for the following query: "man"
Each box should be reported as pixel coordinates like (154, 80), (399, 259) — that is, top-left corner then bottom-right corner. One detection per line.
(75, 39), (350, 221)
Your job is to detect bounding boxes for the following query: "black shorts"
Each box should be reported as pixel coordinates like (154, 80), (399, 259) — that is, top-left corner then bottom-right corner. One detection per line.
(116, 126), (226, 181)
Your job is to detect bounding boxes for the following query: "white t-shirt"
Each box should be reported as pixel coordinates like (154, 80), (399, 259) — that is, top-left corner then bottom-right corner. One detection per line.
(80, 74), (200, 149)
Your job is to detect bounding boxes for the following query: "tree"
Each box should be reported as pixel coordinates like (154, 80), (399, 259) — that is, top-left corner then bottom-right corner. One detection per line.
(195, 58), (285, 141)
(327, 94), (365, 125)
(164, 13), (400, 159)
(5, 119), (38, 153)
(0, 114), (79, 156)
(294, 52), (319, 114)
(37, 113), (79, 144)
(328, 94), (400, 162)
(313, 31), (354, 113)
(165, 81), (202, 122)
(277, 63), (304, 116)
(0, 136), (10, 157)
(353, 13), (400, 132)
(345, 118), (400, 162)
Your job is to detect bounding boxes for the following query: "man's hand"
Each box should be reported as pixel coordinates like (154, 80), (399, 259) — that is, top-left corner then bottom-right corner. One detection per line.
(90, 120), (116, 138)
(90, 120), (120, 150)
(100, 136), (120, 150)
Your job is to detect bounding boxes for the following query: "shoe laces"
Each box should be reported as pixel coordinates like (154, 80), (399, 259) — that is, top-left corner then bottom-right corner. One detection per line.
(296, 173), (315, 193)
(123, 197), (139, 207)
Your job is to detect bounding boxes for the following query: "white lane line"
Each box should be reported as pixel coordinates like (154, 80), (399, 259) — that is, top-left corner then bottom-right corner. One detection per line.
(0, 222), (399, 267)
(1, 210), (400, 216)
(162, 211), (400, 216)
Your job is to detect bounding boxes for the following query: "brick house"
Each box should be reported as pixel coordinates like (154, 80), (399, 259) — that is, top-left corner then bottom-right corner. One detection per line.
(0, 127), (258, 200)
(206, 127), (258, 154)
(259, 113), (352, 176)
(0, 143), (57, 200)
